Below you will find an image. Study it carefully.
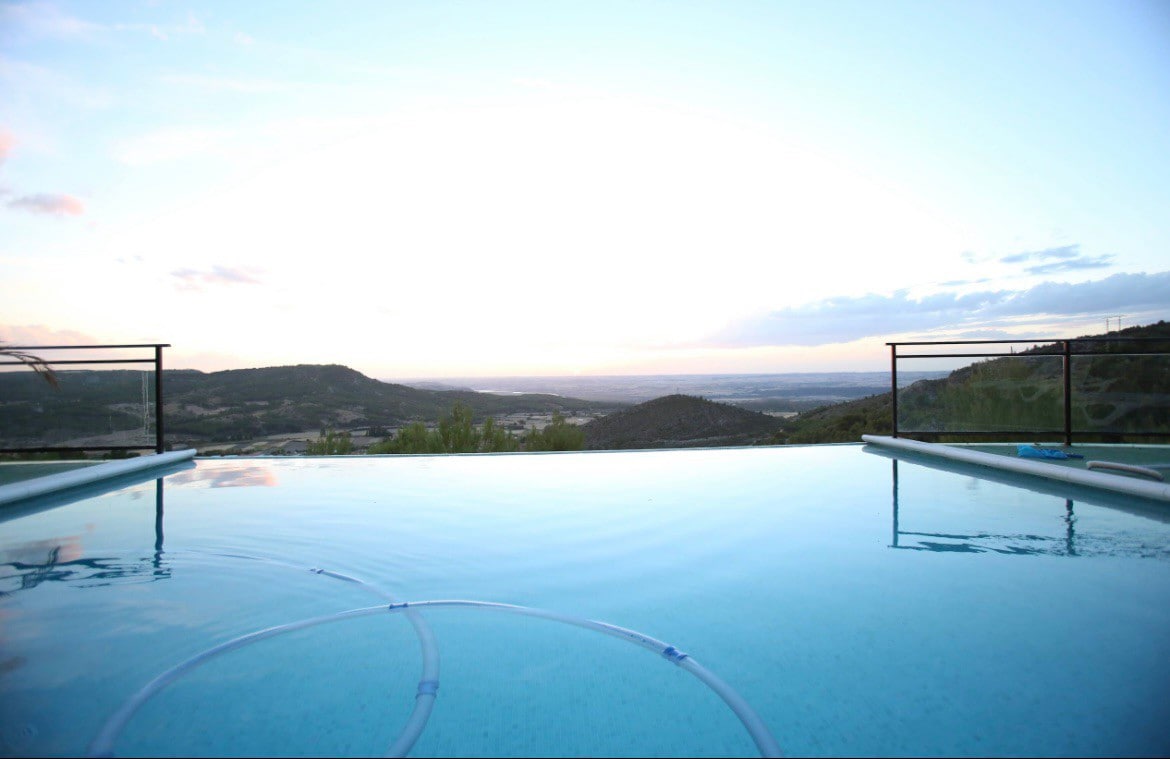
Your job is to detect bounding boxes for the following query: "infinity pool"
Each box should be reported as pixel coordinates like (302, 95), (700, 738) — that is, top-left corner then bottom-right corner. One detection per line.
(2, 445), (1169, 757)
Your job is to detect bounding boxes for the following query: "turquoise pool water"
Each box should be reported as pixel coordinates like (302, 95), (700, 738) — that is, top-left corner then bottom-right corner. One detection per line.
(2, 445), (1169, 757)
(0, 460), (97, 487)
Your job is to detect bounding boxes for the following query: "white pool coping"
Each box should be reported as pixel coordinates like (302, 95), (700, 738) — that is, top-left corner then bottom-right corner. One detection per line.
(862, 435), (1170, 502)
(0, 449), (197, 506)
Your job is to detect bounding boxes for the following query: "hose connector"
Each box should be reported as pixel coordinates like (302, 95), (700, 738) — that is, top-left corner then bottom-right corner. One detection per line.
(661, 646), (689, 664)
(416, 679), (440, 698)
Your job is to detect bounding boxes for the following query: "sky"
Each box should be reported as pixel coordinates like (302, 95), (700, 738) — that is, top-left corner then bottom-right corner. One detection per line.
(2, 0), (1169, 379)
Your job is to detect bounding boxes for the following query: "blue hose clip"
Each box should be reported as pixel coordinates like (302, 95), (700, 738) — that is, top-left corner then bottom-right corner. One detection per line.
(416, 679), (440, 698)
(661, 646), (689, 664)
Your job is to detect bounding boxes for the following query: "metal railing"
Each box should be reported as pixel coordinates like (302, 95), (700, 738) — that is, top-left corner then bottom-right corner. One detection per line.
(0, 344), (169, 454)
(889, 336), (1169, 445)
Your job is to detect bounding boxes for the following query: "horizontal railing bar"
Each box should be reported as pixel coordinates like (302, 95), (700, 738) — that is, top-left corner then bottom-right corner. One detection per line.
(897, 351), (1051, 359)
(896, 351), (1169, 359)
(898, 350), (1165, 360)
(2, 344), (170, 350)
(898, 430), (1170, 438)
(0, 359), (158, 367)
(899, 429), (1066, 435)
(889, 337), (1167, 346)
(0, 445), (157, 453)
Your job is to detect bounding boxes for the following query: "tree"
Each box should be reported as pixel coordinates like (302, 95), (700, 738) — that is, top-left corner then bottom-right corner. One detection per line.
(524, 412), (584, 451)
(306, 429), (353, 455)
(367, 403), (520, 454)
(479, 416), (520, 453)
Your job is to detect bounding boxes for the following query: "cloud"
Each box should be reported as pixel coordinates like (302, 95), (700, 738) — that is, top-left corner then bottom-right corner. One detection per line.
(0, 59), (114, 110)
(707, 271), (1170, 347)
(113, 127), (234, 165)
(1, 3), (205, 45)
(0, 130), (13, 164)
(0, 2), (102, 42)
(157, 73), (291, 95)
(1000, 245), (1080, 264)
(171, 265), (262, 291)
(939, 277), (992, 287)
(0, 324), (98, 345)
(7, 193), (84, 215)
(1024, 256), (1114, 275)
(115, 13), (205, 42)
(0, 131), (87, 217)
(999, 244), (1115, 275)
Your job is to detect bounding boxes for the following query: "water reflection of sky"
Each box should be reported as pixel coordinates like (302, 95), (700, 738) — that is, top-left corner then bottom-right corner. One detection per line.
(3, 448), (1170, 757)
(168, 462), (278, 488)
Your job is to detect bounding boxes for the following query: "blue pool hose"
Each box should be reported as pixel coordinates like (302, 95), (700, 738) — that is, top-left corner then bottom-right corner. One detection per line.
(87, 571), (781, 758)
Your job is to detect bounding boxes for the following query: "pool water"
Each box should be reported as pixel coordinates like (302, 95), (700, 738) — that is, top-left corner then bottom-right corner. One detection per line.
(2, 446), (1169, 757)
(0, 460), (97, 487)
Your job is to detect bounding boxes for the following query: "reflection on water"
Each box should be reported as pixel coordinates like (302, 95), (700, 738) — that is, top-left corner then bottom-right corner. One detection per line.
(168, 462), (277, 489)
(0, 479), (170, 595)
(888, 459), (1169, 559)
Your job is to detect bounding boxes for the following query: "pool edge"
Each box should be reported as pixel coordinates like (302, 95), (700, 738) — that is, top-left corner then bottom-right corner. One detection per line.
(862, 435), (1170, 502)
(0, 449), (197, 505)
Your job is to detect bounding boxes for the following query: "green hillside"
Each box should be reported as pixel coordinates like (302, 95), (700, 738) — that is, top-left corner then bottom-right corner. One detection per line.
(582, 394), (783, 449)
(780, 321), (1170, 444)
(0, 364), (620, 448)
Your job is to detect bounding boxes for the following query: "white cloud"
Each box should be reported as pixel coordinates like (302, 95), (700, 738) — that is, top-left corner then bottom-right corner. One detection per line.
(0, 129), (13, 164)
(171, 265), (263, 291)
(7, 192), (84, 215)
(0, 323), (98, 345)
(0, 2), (102, 42)
(0, 58), (114, 109)
(157, 73), (292, 94)
(708, 270), (1170, 347)
(113, 127), (234, 165)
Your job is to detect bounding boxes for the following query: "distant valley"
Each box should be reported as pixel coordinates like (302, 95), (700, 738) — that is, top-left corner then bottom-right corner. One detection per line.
(396, 371), (949, 410)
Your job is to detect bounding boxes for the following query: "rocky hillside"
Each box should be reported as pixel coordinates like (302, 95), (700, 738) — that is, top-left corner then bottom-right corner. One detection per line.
(582, 394), (784, 449)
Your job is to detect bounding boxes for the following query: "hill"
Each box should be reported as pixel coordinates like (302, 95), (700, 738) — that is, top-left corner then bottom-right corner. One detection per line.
(582, 394), (784, 449)
(0, 364), (622, 449)
(779, 321), (1170, 443)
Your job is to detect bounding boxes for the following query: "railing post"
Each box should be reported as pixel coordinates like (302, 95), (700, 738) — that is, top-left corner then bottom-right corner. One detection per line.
(1062, 340), (1072, 446)
(890, 343), (899, 438)
(155, 345), (165, 453)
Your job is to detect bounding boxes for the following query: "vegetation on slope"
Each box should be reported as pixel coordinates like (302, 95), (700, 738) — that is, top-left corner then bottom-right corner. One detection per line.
(779, 321), (1170, 443)
(582, 394), (783, 449)
(0, 364), (618, 448)
(774, 393), (893, 444)
(361, 403), (583, 454)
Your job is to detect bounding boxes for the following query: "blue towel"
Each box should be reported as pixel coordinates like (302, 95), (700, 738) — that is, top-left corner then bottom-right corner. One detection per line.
(1017, 444), (1083, 460)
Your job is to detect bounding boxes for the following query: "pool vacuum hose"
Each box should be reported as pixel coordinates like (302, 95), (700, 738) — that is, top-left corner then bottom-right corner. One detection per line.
(87, 567), (781, 758)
